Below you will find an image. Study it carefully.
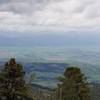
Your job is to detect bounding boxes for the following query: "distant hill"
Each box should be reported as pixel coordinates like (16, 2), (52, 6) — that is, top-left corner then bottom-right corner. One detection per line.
(0, 32), (100, 46)
(0, 61), (100, 88)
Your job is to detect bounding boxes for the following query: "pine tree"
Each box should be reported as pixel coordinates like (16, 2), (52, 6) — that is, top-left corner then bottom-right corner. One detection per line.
(57, 67), (91, 100)
(0, 58), (34, 100)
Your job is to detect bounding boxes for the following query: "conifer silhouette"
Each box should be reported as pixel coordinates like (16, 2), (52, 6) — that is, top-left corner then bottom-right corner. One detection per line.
(0, 58), (33, 100)
(57, 67), (91, 100)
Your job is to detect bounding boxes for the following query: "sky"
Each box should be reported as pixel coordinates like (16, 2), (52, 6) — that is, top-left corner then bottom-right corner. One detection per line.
(0, 0), (100, 46)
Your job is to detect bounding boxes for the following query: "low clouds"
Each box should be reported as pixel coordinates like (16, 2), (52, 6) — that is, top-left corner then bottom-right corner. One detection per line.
(0, 0), (100, 33)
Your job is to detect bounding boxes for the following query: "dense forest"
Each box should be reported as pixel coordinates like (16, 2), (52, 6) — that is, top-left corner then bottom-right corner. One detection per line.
(0, 58), (100, 100)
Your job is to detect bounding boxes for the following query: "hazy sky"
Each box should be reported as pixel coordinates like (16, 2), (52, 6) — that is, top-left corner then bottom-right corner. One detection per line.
(0, 0), (100, 36)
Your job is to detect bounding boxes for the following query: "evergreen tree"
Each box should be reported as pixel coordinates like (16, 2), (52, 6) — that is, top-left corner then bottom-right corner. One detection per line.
(57, 67), (91, 100)
(0, 58), (34, 100)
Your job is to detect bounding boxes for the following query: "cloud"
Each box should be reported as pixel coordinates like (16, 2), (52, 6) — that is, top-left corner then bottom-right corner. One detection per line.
(0, 0), (100, 33)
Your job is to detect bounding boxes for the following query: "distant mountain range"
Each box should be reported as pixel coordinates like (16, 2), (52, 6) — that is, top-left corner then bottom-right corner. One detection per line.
(0, 32), (100, 46)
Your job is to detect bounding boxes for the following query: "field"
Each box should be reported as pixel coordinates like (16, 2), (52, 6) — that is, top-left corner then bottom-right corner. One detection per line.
(0, 46), (100, 87)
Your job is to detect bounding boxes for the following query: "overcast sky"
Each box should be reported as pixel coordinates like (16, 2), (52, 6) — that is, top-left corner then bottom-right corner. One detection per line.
(0, 0), (100, 37)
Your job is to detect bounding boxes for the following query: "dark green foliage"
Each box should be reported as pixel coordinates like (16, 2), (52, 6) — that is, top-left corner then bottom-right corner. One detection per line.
(0, 58), (34, 100)
(57, 67), (91, 100)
